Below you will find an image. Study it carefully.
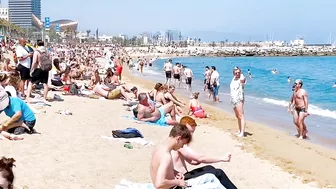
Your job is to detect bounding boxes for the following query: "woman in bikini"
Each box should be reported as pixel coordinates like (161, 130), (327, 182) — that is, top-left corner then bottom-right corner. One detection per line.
(148, 83), (162, 101)
(164, 85), (185, 116)
(155, 85), (168, 108)
(188, 92), (207, 118)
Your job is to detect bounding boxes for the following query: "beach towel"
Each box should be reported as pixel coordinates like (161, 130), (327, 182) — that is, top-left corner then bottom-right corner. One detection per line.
(101, 136), (154, 146)
(115, 179), (154, 189)
(112, 128), (144, 138)
(122, 115), (169, 127)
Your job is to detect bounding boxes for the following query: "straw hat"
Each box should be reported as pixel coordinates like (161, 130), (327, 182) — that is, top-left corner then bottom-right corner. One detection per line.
(0, 87), (9, 111)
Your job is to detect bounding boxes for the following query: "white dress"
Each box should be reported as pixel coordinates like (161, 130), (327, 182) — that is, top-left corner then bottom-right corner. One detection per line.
(230, 75), (245, 108)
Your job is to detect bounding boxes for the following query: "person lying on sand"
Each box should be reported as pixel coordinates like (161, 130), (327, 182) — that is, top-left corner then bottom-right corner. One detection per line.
(93, 83), (130, 101)
(135, 93), (178, 125)
(0, 88), (36, 135)
(174, 116), (237, 189)
(150, 124), (224, 189)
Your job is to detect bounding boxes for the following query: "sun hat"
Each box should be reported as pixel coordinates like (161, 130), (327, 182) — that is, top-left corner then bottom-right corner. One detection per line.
(0, 86), (9, 111)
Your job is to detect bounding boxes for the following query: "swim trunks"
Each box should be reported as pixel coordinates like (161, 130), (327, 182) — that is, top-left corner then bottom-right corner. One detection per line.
(186, 77), (192, 85)
(151, 107), (167, 125)
(173, 74), (180, 80)
(165, 71), (172, 78)
(295, 107), (306, 114)
(107, 89), (121, 99)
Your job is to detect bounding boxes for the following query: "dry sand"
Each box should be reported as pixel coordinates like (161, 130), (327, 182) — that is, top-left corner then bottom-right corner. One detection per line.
(0, 56), (334, 189)
(0, 92), (323, 189)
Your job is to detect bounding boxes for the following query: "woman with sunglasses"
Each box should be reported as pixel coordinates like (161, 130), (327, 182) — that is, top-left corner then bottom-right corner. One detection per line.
(230, 67), (246, 137)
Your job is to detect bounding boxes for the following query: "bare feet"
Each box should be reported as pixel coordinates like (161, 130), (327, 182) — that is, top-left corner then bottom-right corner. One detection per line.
(237, 132), (245, 137)
(9, 134), (24, 140)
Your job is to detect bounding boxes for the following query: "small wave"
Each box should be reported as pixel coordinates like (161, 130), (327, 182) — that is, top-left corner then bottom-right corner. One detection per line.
(262, 98), (336, 119)
(144, 69), (161, 75)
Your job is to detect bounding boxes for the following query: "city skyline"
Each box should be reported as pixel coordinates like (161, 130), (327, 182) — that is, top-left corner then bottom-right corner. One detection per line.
(1, 0), (336, 43)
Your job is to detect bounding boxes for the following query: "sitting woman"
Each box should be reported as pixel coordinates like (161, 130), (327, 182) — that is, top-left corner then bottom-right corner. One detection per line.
(155, 84), (168, 108)
(148, 83), (162, 101)
(188, 92), (207, 118)
(88, 69), (102, 90)
(164, 85), (185, 116)
(0, 73), (18, 98)
(1, 58), (16, 73)
(103, 68), (117, 90)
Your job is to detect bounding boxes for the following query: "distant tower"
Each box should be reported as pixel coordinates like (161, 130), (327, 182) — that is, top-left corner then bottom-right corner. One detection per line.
(9, 0), (41, 28)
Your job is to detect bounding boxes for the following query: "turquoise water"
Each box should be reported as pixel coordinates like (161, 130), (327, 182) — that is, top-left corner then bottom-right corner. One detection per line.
(137, 56), (336, 149)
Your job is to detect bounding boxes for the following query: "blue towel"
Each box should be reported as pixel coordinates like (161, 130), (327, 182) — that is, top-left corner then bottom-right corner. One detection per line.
(122, 115), (169, 127)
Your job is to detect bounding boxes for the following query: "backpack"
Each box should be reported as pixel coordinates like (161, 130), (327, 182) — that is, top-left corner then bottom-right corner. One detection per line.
(38, 50), (52, 71)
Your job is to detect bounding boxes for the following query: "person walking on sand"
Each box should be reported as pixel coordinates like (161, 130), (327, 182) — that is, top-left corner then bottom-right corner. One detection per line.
(183, 66), (193, 92)
(203, 66), (211, 91)
(210, 66), (220, 102)
(230, 67), (246, 137)
(288, 79), (309, 139)
(163, 59), (173, 86)
(173, 63), (182, 88)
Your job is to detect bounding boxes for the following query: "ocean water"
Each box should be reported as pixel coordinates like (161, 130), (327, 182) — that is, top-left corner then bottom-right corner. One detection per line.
(133, 56), (336, 149)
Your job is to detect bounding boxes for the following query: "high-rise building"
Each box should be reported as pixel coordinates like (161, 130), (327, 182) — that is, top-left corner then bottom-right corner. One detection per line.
(9, 0), (41, 28)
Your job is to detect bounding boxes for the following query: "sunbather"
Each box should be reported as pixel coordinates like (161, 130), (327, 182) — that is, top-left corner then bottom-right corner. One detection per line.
(136, 93), (177, 125)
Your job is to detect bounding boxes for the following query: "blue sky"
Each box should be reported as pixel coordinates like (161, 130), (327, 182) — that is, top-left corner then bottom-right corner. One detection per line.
(2, 0), (336, 43)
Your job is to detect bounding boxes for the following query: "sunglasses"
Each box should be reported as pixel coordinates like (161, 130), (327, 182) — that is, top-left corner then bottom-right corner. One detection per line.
(234, 72), (240, 75)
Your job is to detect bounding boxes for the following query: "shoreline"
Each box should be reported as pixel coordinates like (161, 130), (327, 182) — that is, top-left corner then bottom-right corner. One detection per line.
(125, 55), (336, 187)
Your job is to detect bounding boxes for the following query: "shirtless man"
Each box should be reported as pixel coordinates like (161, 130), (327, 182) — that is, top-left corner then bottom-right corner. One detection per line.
(173, 63), (182, 88)
(288, 79), (309, 139)
(172, 116), (237, 189)
(163, 59), (173, 86)
(136, 93), (177, 125)
(183, 66), (193, 92)
(150, 124), (225, 189)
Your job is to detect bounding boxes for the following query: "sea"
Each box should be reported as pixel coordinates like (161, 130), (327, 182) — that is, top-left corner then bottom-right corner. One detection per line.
(132, 56), (336, 149)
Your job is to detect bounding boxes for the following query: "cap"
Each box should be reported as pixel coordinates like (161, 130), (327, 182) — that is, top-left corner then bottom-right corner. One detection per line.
(0, 86), (9, 111)
(180, 116), (197, 126)
(130, 86), (138, 92)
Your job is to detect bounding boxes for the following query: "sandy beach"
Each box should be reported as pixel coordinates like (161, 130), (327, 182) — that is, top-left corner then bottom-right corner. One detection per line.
(0, 56), (334, 189)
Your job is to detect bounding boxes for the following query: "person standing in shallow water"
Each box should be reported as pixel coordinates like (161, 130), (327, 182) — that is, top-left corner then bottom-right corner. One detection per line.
(288, 79), (309, 139)
(230, 67), (246, 137)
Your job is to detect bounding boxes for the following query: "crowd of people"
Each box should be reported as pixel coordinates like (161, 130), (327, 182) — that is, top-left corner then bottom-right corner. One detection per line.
(0, 37), (311, 188)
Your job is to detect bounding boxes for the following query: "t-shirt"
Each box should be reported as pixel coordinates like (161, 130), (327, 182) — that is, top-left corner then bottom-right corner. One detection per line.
(2, 97), (36, 121)
(230, 74), (246, 102)
(15, 45), (31, 68)
(210, 71), (220, 86)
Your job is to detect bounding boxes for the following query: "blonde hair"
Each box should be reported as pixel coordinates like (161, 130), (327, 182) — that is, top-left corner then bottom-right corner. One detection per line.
(233, 66), (242, 75)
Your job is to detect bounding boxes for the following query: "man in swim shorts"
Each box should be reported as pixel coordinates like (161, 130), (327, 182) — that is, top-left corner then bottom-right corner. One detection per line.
(136, 93), (177, 125)
(288, 79), (309, 139)
(163, 59), (173, 86)
(173, 63), (182, 87)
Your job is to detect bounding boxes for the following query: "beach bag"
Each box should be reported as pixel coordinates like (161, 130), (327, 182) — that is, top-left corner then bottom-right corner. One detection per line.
(38, 50), (52, 71)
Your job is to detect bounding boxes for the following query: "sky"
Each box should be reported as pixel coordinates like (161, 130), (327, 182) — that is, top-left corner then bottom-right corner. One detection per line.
(2, 0), (336, 43)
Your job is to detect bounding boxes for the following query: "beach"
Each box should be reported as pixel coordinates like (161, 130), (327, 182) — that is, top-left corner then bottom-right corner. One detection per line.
(0, 56), (334, 189)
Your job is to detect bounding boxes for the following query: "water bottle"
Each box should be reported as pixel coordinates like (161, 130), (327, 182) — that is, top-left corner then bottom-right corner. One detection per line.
(124, 142), (133, 149)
